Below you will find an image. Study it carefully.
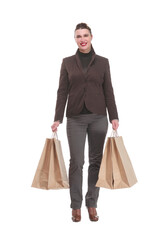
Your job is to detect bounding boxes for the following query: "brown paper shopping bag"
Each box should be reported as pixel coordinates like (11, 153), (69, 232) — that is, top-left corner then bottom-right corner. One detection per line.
(31, 131), (69, 190)
(96, 130), (137, 189)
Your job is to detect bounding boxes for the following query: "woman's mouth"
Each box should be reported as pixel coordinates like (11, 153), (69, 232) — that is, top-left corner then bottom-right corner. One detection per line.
(80, 42), (87, 47)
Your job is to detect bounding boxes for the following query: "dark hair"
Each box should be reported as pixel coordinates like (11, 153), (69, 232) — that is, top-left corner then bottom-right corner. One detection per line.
(75, 23), (92, 35)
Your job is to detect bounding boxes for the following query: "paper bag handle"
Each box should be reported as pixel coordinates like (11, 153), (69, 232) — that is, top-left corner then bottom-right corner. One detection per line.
(51, 131), (58, 139)
(110, 129), (119, 137)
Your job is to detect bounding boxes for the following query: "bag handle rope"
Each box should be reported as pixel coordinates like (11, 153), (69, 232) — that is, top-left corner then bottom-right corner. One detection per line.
(51, 131), (58, 139)
(110, 129), (119, 137)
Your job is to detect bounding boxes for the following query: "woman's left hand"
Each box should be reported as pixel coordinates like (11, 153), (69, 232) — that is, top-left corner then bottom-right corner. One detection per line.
(111, 119), (119, 130)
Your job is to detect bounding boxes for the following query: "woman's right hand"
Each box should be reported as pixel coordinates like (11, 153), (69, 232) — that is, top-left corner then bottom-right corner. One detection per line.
(51, 121), (60, 132)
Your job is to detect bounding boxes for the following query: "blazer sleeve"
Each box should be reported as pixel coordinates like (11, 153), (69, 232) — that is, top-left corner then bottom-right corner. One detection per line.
(54, 59), (69, 124)
(102, 59), (119, 123)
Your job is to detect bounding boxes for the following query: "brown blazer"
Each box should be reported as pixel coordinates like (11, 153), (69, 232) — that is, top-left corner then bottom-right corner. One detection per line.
(54, 44), (119, 124)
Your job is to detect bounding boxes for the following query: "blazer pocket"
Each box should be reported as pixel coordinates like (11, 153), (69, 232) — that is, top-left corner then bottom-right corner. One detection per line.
(97, 83), (102, 95)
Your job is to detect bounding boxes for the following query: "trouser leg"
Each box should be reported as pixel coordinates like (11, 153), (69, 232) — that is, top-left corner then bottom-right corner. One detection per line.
(66, 117), (87, 209)
(85, 115), (108, 208)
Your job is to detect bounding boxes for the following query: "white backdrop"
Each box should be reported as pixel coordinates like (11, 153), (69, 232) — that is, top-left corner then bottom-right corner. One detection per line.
(0, 0), (160, 239)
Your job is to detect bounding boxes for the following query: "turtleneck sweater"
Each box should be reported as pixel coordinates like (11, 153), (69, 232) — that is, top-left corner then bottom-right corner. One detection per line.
(78, 48), (93, 114)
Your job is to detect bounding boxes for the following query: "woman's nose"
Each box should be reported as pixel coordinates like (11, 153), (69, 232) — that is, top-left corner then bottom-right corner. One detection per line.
(81, 37), (85, 42)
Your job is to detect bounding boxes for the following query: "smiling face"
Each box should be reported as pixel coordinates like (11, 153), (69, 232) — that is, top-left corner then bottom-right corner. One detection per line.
(74, 28), (93, 53)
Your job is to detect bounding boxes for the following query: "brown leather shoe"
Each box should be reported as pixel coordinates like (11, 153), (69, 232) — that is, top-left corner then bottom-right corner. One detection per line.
(72, 209), (81, 222)
(87, 207), (99, 221)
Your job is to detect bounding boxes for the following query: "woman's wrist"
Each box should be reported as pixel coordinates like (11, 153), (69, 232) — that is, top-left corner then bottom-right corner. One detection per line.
(55, 120), (61, 123)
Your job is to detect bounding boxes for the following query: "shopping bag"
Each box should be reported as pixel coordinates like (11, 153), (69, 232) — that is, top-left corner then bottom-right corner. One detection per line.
(31, 131), (69, 190)
(95, 130), (137, 189)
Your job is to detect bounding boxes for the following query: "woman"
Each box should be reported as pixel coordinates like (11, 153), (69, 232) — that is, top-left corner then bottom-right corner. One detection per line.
(51, 23), (119, 222)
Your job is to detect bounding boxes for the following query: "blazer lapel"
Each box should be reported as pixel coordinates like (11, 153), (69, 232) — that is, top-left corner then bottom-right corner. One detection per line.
(75, 44), (96, 79)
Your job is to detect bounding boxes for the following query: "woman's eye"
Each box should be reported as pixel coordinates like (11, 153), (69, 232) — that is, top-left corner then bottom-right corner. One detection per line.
(76, 34), (89, 38)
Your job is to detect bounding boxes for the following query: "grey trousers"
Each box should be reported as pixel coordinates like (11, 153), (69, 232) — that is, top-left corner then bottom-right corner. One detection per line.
(66, 113), (108, 209)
